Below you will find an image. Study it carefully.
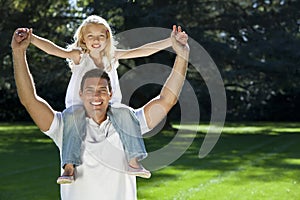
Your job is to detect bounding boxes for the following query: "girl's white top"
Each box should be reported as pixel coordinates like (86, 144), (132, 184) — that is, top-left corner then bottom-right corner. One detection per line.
(65, 53), (122, 108)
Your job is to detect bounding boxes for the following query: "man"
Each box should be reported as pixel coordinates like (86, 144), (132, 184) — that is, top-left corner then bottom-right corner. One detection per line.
(11, 26), (189, 200)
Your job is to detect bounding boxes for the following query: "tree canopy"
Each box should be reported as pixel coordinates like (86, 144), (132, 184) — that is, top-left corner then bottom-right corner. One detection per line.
(1, 0), (299, 121)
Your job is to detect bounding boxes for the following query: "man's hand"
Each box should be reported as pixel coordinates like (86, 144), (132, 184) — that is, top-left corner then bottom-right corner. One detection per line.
(11, 28), (31, 52)
(171, 25), (189, 58)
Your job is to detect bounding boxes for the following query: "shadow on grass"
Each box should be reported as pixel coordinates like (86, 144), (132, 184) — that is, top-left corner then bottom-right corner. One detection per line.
(0, 122), (60, 200)
(142, 122), (300, 183)
(1, 122), (300, 199)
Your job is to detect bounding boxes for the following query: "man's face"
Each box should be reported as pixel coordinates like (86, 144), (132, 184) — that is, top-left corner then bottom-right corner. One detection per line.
(79, 77), (112, 122)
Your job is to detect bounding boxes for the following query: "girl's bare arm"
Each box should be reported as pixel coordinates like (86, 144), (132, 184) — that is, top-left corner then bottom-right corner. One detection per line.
(115, 37), (171, 60)
(29, 29), (81, 64)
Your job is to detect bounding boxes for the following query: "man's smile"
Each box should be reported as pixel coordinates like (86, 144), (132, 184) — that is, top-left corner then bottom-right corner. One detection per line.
(90, 101), (103, 106)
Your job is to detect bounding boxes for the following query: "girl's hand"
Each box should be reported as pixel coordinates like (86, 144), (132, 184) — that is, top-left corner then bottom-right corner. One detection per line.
(11, 28), (31, 51)
(172, 25), (188, 46)
(14, 28), (29, 43)
(171, 25), (189, 57)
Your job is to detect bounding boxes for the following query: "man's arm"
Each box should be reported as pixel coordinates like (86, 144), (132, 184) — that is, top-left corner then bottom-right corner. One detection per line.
(25, 28), (81, 64)
(143, 26), (189, 129)
(11, 28), (55, 132)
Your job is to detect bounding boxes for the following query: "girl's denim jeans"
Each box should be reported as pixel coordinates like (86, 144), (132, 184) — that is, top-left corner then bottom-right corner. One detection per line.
(61, 104), (147, 168)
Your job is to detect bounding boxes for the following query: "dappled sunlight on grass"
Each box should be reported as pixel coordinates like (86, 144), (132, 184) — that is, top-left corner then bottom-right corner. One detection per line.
(0, 122), (59, 200)
(0, 122), (53, 153)
(138, 122), (300, 200)
(282, 158), (300, 165)
(172, 122), (300, 135)
(138, 167), (221, 200)
(0, 124), (38, 131)
(1, 122), (300, 199)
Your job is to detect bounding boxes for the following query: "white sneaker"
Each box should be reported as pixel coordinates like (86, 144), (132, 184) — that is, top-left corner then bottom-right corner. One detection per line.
(56, 175), (74, 184)
(128, 166), (151, 179)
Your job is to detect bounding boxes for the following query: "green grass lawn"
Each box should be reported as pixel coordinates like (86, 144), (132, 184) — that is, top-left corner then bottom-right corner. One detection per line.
(0, 122), (299, 200)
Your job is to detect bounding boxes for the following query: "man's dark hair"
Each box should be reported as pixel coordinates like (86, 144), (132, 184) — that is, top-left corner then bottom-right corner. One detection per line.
(80, 69), (112, 92)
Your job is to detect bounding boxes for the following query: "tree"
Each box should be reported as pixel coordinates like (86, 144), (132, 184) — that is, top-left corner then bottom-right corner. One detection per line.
(1, 0), (299, 121)
(169, 0), (300, 121)
(0, 0), (80, 120)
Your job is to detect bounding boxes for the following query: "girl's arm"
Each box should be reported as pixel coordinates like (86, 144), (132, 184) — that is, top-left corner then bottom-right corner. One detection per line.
(115, 37), (172, 60)
(29, 29), (81, 64)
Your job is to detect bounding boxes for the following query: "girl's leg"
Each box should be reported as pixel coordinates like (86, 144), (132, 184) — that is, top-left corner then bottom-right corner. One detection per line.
(58, 105), (86, 183)
(108, 105), (150, 178)
(108, 105), (147, 162)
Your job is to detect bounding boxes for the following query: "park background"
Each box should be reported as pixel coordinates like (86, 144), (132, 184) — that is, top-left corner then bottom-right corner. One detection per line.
(0, 0), (299, 199)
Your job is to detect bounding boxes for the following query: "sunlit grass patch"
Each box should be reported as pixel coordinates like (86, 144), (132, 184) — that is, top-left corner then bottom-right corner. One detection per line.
(282, 158), (300, 165)
(1, 122), (300, 200)
(0, 122), (53, 149)
(172, 122), (300, 135)
(0, 122), (59, 200)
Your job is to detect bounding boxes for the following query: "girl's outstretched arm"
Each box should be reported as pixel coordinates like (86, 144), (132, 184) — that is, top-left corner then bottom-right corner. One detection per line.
(115, 25), (187, 60)
(29, 29), (81, 64)
(115, 35), (172, 60)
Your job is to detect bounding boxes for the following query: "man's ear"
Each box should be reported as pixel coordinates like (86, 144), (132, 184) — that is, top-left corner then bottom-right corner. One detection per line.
(79, 90), (83, 99)
(107, 89), (112, 100)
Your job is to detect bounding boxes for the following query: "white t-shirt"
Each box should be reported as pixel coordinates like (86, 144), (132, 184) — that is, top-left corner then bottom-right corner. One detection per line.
(44, 108), (150, 200)
(65, 53), (122, 108)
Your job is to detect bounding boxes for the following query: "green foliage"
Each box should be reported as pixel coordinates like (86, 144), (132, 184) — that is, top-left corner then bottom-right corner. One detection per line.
(0, 0), (299, 121)
(172, 0), (300, 121)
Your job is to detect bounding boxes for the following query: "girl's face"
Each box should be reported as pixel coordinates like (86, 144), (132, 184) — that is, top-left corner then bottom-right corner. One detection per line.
(82, 23), (109, 53)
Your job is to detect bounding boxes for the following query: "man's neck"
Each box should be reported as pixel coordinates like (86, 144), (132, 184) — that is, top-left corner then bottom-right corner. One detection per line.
(91, 114), (108, 125)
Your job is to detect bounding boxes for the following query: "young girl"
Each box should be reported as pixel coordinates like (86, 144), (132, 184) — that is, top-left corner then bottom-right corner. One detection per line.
(23, 15), (175, 184)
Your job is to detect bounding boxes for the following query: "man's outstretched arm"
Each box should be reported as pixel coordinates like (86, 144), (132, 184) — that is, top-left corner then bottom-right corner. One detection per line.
(143, 26), (189, 129)
(11, 28), (54, 132)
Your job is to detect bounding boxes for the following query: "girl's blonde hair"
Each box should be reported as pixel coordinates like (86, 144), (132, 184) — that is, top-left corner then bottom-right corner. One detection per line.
(68, 15), (117, 71)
